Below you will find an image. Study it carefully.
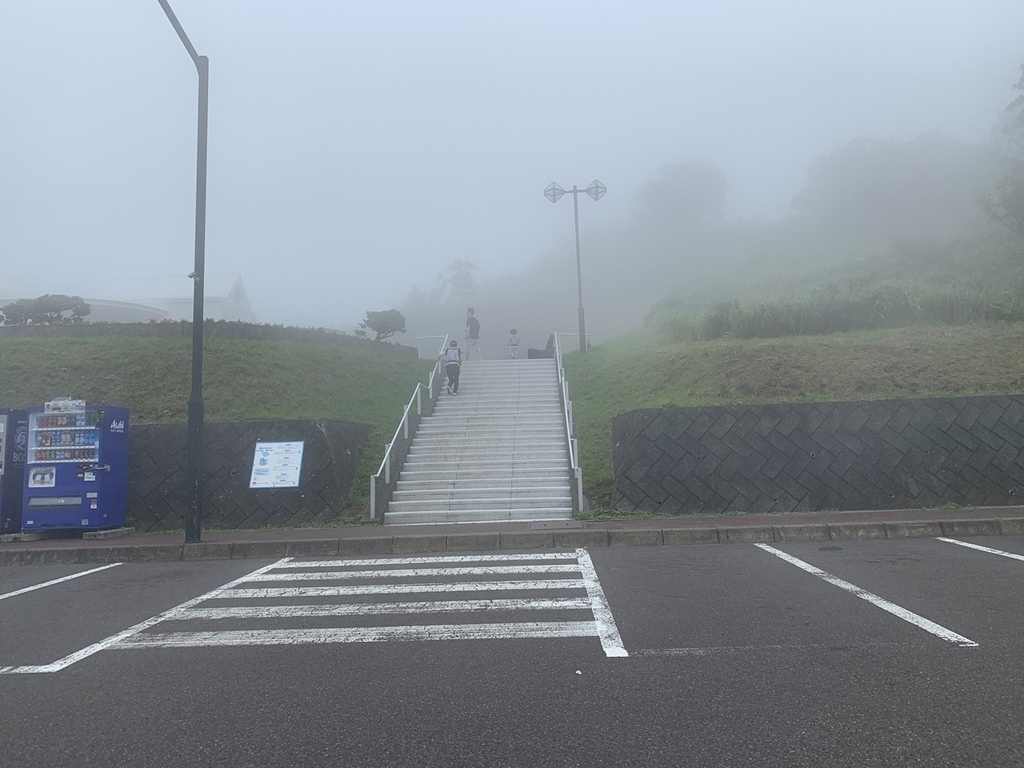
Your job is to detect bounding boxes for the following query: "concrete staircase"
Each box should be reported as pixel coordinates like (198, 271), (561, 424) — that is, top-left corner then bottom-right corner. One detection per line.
(386, 358), (574, 525)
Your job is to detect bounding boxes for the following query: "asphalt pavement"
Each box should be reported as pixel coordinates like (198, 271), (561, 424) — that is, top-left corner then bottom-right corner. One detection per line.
(2, 504), (1024, 566)
(4, 539), (1024, 766)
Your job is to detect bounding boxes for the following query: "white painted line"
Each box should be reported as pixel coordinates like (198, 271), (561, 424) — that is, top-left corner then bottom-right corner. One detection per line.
(754, 544), (978, 648)
(218, 579), (587, 599)
(937, 537), (1024, 562)
(247, 564), (581, 581)
(276, 553), (577, 568)
(575, 548), (628, 658)
(0, 558), (293, 675)
(114, 621), (600, 648)
(173, 597), (593, 620)
(0, 563), (122, 602)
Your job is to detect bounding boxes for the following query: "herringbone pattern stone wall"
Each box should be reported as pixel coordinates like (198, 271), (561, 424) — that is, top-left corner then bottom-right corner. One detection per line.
(611, 395), (1024, 515)
(128, 420), (371, 531)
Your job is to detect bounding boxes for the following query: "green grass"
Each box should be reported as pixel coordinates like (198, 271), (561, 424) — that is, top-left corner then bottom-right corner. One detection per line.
(563, 323), (1024, 506)
(5, 322), (1024, 521)
(0, 336), (434, 514)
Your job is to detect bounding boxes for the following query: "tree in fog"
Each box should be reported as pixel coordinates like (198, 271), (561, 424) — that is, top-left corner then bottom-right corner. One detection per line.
(981, 65), (1024, 242)
(0, 295), (90, 325)
(634, 162), (728, 226)
(979, 165), (1024, 241)
(433, 259), (478, 304)
(994, 64), (1024, 160)
(358, 309), (407, 341)
(792, 133), (1003, 243)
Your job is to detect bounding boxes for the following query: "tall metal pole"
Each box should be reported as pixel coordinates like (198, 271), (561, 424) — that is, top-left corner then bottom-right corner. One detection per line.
(544, 180), (605, 354)
(571, 187), (586, 353)
(157, 0), (207, 542)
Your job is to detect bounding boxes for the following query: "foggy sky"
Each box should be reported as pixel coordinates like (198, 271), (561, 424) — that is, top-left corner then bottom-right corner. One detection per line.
(2, 0), (1022, 331)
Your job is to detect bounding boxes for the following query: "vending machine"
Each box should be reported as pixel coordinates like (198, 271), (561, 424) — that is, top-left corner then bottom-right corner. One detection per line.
(22, 399), (130, 532)
(0, 408), (28, 534)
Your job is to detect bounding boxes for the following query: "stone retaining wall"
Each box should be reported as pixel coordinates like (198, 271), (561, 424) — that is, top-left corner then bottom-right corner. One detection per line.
(128, 419), (372, 531)
(611, 395), (1024, 514)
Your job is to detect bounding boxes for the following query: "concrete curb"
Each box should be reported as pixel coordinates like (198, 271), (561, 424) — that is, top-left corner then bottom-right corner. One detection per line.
(1, 516), (1021, 567)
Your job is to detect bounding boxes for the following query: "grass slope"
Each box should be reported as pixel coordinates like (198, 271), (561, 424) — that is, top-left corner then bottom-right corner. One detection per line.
(4, 324), (1023, 519)
(0, 337), (433, 514)
(563, 323), (1024, 506)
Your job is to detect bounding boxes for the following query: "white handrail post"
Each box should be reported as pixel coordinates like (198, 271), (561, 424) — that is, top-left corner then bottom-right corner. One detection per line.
(369, 480), (377, 521)
(416, 383), (422, 416)
(384, 450), (391, 485)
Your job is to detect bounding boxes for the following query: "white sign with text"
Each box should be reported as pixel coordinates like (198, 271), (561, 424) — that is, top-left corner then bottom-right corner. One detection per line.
(249, 441), (305, 489)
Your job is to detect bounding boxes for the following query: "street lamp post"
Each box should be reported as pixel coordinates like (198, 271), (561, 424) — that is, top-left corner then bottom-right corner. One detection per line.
(544, 180), (606, 353)
(157, 0), (208, 543)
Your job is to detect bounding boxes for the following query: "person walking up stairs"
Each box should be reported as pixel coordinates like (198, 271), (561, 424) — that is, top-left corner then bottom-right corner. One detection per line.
(386, 358), (573, 524)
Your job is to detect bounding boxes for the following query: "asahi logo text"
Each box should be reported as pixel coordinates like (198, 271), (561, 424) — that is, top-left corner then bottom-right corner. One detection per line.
(110, 419), (126, 433)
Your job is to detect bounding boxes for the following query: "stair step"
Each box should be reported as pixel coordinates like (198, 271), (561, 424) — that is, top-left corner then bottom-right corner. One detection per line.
(396, 476), (567, 489)
(406, 444), (566, 455)
(385, 356), (573, 525)
(397, 470), (569, 483)
(399, 459), (568, 472)
(393, 487), (570, 500)
(390, 496), (571, 513)
(385, 507), (574, 525)
(417, 423), (564, 432)
(409, 435), (565, 446)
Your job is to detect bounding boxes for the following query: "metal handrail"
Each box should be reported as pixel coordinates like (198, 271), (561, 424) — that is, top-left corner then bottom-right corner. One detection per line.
(554, 332), (584, 514)
(428, 333), (451, 400)
(369, 333), (450, 521)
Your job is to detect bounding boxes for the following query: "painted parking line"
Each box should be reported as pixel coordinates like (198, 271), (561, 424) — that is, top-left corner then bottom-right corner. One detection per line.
(0, 563), (122, 602)
(0, 559), (287, 675)
(0, 549), (628, 673)
(754, 543), (978, 648)
(936, 537), (1024, 562)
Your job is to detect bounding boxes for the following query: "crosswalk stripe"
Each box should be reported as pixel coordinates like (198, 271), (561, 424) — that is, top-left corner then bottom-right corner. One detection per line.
(1, 550), (629, 670)
(115, 622), (601, 648)
(172, 597), (594, 621)
(246, 564), (581, 581)
(217, 579), (587, 599)
(274, 553), (577, 568)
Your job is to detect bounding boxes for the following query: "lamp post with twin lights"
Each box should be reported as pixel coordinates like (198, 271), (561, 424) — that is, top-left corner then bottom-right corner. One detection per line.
(544, 180), (606, 353)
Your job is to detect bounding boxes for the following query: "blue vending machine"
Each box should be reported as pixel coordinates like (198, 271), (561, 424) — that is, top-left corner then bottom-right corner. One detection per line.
(0, 408), (28, 534)
(22, 399), (130, 532)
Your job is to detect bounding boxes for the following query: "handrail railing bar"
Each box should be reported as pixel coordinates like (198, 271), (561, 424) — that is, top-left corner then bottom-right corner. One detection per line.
(369, 333), (451, 521)
(553, 331), (583, 514)
(376, 385), (421, 479)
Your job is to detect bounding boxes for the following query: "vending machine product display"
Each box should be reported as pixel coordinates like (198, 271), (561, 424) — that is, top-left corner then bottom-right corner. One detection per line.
(0, 408), (28, 534)
(22, 399), (129, 532)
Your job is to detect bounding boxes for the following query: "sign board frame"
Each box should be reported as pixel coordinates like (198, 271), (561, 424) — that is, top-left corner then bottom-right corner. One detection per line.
(249, 441), (305, 489)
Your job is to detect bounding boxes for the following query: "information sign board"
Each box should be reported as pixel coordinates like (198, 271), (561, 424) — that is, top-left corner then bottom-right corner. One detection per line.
(249, 441), (304, 489)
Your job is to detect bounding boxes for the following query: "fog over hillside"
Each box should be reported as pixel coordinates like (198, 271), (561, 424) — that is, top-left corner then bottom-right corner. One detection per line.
(2, 1), (1023, 342)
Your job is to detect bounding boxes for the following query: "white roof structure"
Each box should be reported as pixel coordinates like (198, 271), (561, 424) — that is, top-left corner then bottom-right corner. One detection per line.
(83, 273), (257, 323)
